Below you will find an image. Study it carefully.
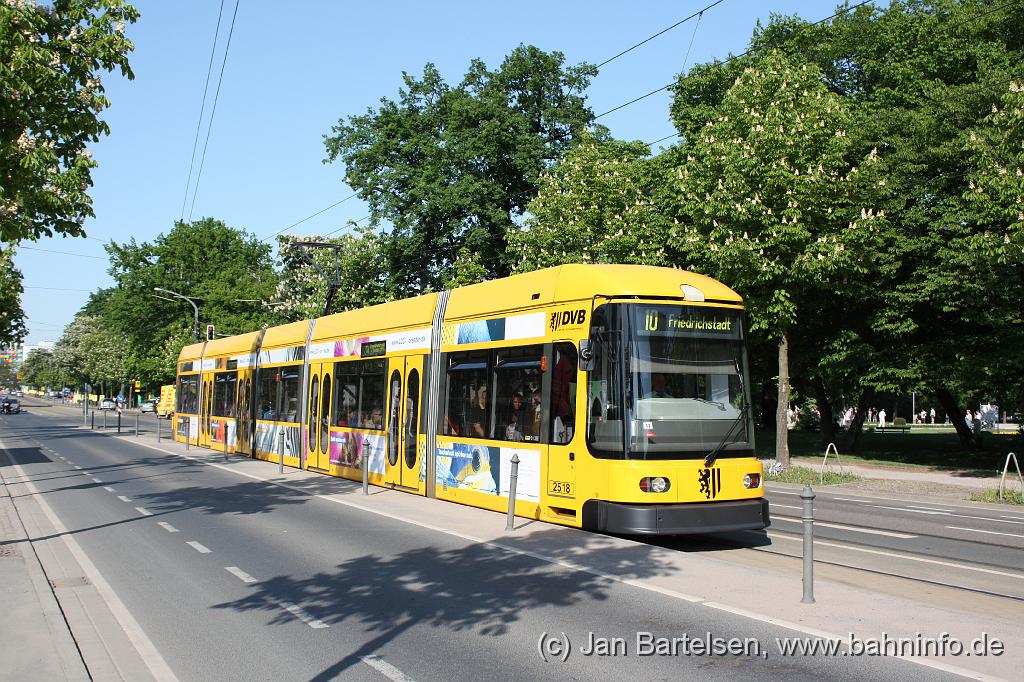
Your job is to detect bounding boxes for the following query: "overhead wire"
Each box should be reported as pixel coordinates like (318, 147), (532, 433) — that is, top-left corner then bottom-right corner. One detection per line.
(180, 0), (226, 223)
(261, 192), (359, 242)
(19, 246), (106, 260)
(187, 0), (242, 222)
(595, 0), (725, 69)
(596, 0), (876, 122)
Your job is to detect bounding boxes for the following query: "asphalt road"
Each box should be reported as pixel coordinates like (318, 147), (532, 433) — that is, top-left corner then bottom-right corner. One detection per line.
(0, 401), (966, 681)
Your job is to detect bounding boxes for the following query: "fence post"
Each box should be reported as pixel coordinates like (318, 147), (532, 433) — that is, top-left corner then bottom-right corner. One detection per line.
(801, 484), (816, 604)
(278, 429), (285, 474)
(505, 453), (521, 531)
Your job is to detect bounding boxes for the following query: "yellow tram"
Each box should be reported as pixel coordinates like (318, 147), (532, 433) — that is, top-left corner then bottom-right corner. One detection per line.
(173, 264), (769, 534)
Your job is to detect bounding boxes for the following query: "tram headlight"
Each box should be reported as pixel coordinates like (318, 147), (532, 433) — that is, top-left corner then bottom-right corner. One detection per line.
(640, 476), (670, 493)
(743, 473), (761, 489)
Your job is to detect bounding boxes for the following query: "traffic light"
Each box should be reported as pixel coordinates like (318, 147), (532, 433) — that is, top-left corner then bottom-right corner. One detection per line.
(206, 324), (215, 341)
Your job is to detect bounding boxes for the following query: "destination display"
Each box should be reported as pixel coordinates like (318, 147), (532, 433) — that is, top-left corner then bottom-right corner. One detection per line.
(634, 305), (741, 340)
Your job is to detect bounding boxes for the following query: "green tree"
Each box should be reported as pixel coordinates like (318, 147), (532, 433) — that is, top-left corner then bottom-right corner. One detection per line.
(509, 133), (672, 272)
(324, 45), (597, 294)
(1, 0), (138, 243)
(20, 347), (57, 389)
(668, 51), (884, 465)
(0, 247), (26, 345)
(102, 218), (279, 385)
(275, 226), (394, 321)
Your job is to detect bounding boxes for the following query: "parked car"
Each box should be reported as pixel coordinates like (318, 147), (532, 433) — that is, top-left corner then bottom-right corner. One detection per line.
(98, 399), (116, 410)
(140, 400), (157, 414)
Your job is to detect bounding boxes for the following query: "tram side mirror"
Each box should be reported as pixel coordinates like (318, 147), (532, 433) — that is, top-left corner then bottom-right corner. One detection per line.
(579, 339), (595, 372)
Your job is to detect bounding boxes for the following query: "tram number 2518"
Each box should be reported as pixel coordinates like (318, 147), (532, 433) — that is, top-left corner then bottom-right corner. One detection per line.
(549, 480), (573, 497)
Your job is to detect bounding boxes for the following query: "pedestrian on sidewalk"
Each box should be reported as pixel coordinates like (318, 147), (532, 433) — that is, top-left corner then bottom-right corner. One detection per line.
(877, 408), (886, 428)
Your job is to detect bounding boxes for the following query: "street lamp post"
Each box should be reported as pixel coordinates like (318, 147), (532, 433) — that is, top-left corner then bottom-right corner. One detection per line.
(154, 287), (201, 342)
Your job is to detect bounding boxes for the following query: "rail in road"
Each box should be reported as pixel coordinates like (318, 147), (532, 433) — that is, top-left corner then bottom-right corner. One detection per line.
(3, 398), (1022, 680)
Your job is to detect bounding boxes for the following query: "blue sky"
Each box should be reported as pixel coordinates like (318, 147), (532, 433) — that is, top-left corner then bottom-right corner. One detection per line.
(16, 0), (838, 344)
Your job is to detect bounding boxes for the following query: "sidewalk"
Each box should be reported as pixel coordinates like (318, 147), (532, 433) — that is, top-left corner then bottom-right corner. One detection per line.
(8, 400), (1024, 680)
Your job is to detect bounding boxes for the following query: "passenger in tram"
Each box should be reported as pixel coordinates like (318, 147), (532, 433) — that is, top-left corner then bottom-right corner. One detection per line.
(469, 385), (490, 438)
(502, 392), (526, 441)
(369, 406), (384, 430)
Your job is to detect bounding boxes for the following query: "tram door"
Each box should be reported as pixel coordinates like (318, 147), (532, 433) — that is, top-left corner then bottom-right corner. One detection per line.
(199, 373), (214, 448)
(384, 356), (423, 490)
(306, 361), (332, 471)
(236, 370), (254, 456)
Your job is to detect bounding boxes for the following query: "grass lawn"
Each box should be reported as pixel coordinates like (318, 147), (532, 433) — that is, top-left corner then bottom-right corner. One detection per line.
(968, 489), (1024, 505)
(755, 427), (1023, 472)
(765, 465), (860, 486)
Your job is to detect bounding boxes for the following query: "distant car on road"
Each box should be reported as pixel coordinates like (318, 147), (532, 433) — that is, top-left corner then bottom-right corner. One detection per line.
(2, 398), (21, 414)
(99, 399), (116, 410)
(140, 400), (157, 414)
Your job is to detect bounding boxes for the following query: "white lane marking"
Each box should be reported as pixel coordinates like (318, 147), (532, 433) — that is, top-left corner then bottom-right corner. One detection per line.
(117, 495), (132, 503)
(361, 655), (415, 681)
(870, 505), (1024, 525)
(225, 566), (258, 584)
(73, 465), (82, 470)
(771, 516), (917, 538)
(90, 477), (101, 484)
(771, 490), (800, 495)
(280, 601), (328, 629)
(0, 437), (179, 681)
(123, 437), (998, 681)
(831, 497), (874, 503)
(700, 602), (1002, 682)
(946, 525), (1024, 539)
(103, 486), (115, 493)
(906, 505), (954, 512)
(771, 504), (802, 510)
(157, 522), (178, 533)
(769, 533), (1024, 579)
(186, 541), (211, 554)
(135, 507), (152, 516)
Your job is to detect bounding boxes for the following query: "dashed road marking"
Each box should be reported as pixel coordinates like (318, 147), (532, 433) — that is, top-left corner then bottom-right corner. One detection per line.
(186, 541), (211, 554)
(103, 486), (115, 493)
(225, 566), (258, 583)
(157, 522), (178, 533)
(280, 601), (328, 629)
(361, 655), (415, 681)
(135, 507), (152, 516)
(946, 525), (1024, 539)
(91, 477), (102, 484)
(117, 495), (132, 503)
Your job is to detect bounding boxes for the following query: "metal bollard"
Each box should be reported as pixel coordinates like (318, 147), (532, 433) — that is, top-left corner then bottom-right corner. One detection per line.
(801, 484), (816, 604)
(278, 429), (285, 474)
(505, 453), (521, 531)
(135, 413), (139, 437)
(157, 414), (161, 442)
(103, 410), (107, 430)
(362, 447), (369, 495)
(117, 411), (121, 434)
(91, 412), (95, 430)
(223, 424), (229, 462)
(185, 419), (190, 450)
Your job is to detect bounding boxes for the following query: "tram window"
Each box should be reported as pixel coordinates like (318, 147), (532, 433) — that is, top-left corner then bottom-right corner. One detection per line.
(177, 375), (199, 414)
(320, 373), (331, 453)
(257, 369), (278, 420)
(493, 345), (543, 443)
(280, 366), (302, 422)
(331, 359), (386, 430)
(445, 352), (489, 438)
(550, 344), (577, 444)
(213, 372), (238, 418)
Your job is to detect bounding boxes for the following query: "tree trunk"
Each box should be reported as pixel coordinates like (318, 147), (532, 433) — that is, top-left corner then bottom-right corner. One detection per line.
(840, 386), (875, 453)
(775, 332), (790, 466)
(813, 375), (836, 449)
(936, 386), (978, 449)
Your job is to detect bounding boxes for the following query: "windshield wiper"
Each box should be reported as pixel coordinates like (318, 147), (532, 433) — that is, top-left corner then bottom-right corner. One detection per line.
(704, 404), (748, 468)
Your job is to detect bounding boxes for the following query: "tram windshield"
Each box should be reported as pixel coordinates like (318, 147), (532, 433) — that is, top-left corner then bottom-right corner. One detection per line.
(586, 303), (753, 459)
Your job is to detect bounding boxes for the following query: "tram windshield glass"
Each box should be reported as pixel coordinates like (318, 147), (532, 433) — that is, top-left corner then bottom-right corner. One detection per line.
(587, 303), (753, 459)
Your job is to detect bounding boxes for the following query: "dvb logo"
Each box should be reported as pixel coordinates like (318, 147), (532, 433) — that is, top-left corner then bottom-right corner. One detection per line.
(549, 309), (587, 332)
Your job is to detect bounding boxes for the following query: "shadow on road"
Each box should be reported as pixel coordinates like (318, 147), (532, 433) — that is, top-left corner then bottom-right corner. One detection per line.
(212, 530), (676, 680)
